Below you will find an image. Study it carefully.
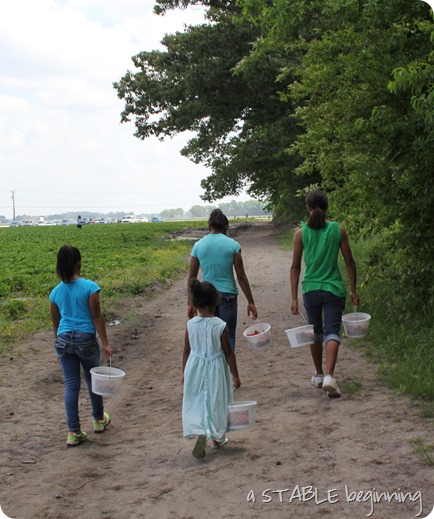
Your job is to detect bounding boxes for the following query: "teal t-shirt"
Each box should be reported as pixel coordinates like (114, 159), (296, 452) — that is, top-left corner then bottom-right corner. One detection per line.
(301, 221), (346, 298)
(191, 233), (241, 294)
(49, 278), (100, 335)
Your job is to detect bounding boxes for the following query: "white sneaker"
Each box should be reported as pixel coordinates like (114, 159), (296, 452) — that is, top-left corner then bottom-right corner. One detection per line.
(311, 373), (324, 388)
(322, 375), (341, 397)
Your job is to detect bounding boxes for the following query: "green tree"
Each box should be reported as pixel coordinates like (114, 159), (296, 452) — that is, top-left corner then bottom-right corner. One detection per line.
(239, 0), (434, 308)
(188, 204), (216, 218)
(160, 208), (185, 218)
(114, 4), (317, 221)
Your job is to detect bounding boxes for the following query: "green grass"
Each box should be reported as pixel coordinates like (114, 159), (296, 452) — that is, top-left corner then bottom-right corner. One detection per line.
(351, 239), (434, 402)
(341, 378), (363, 397)
(409, 437), (434, 466)
(0, 221), (207, 352)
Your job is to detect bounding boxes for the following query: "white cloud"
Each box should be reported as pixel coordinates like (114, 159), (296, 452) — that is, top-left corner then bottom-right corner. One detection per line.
(0, 0), (238, 219)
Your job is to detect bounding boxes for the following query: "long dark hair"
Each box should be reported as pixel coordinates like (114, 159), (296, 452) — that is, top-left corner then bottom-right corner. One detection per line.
(208, 209), (229, 233)
(305, 190), (328, 229)
(189, 279), (219, 309)
(56, 245), (81, 283)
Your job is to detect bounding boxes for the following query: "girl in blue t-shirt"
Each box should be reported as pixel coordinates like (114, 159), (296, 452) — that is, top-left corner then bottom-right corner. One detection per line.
(50, 245), (113, 446)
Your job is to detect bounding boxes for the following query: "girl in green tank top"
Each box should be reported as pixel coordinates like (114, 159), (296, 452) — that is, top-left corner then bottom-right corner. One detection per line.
(301, 221), (346, 298)
(290, 190), (360, 398)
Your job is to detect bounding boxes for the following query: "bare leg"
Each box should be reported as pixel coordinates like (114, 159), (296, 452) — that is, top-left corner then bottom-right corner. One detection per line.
(310, 341), (324, 374)
(325, 339), (339, 376)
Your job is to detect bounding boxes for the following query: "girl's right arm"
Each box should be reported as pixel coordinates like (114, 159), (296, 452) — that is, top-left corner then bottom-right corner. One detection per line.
(221, 327), (240, 388)
(181, 329), (191, 384)
(187, 257), (200, 319)
(290, 228), (303, 315)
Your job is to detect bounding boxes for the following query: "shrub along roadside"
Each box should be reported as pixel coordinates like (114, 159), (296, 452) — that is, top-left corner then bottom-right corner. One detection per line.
(352, 239), (434, 402)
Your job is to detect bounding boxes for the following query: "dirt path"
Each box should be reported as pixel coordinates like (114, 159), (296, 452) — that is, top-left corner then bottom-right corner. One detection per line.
(1, 220), (432, 519)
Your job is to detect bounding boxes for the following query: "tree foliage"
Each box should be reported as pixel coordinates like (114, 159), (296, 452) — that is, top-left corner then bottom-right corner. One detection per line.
(115, 0), (434, 310)
(114, 3), (317, 220)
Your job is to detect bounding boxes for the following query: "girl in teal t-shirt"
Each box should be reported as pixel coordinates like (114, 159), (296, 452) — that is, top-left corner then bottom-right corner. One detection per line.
(188, 209), (258, 351)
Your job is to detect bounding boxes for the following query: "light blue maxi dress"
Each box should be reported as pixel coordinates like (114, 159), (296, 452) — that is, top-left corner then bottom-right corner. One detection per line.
(182, 316), (234, 440)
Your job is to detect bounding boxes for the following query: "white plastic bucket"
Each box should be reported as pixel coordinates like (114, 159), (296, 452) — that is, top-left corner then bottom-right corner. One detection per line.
(285, 324), (315, 348)
(342, 312), (371, 338)
(90, 366), (125, 396)
(243, 323), (272, 350)
(228, 400), (257, 431)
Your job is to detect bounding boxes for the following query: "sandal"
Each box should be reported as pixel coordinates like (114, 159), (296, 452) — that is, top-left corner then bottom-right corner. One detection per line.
(211, 438), (229, 449)
(192, 435), (207, 459)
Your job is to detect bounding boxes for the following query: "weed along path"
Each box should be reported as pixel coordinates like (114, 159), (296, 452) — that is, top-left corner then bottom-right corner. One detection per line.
(0, 220), (432, 519)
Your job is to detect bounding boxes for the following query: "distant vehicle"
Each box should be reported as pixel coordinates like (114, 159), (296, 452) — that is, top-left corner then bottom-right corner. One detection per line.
(9, 221), (22, 227)
(38, 220), (56, 226)
(22, 220), (34, 226)
(96, 218), (107, 224)
(121, 215), (137, 223)
(152, 217), (163, 223)
(60, 219), (71, 225)
(136, 217), (149, 223)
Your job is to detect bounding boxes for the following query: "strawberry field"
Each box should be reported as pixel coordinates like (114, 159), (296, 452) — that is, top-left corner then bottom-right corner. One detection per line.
(0, 221), (206, 351)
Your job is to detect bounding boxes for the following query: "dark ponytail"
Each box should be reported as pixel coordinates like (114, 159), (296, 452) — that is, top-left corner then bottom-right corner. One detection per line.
(305, 190), (328, 229)
(189, 278), (219, 309)
(56, 245), (81, 283)
(208, 209), (229, 233)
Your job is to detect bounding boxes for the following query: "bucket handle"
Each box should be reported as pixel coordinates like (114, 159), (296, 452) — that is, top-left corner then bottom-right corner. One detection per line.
(353, 306), (359, 322)
(300, 312), (309, 325)
(255, 318), (266, 333)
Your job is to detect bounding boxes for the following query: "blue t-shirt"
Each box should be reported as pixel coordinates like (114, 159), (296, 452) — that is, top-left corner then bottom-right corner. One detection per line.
(191, 233), (241, 294)
(49, 278), (101, 335)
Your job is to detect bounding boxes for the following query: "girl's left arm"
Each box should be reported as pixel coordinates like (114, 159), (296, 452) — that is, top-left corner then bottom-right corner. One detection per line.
(221, 327), (241, 388)
(340, 226), (360, 307)
(234, 251), (258, 319)
(89, 291), (112, 358)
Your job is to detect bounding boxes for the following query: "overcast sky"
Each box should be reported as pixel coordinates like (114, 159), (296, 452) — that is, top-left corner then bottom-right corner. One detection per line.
(0, 0), (248, 219)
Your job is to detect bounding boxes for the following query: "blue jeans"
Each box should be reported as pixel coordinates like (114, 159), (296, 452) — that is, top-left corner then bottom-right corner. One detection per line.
(216, 292), (238, 351)
(55, 332), (104, 433)
(303, 291), (346, 344)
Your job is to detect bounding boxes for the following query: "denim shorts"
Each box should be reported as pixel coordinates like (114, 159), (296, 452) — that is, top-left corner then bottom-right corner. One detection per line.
(303, 290), (346, 344)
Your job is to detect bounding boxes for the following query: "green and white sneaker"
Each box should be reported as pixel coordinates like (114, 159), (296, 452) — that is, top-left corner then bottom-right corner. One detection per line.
(66, 431), (88, 446)
(94, 412), (111, 433)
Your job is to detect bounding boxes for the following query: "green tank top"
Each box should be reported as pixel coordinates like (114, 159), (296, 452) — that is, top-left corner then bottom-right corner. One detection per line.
(301, 221), (346, 297)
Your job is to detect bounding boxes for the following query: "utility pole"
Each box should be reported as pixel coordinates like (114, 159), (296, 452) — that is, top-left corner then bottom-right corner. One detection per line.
(11, 190), (16, 221)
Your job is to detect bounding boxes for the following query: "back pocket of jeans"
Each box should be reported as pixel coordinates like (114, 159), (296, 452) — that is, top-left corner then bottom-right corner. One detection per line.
(54, 338), (67, 358)
(77, 340), (97, 358)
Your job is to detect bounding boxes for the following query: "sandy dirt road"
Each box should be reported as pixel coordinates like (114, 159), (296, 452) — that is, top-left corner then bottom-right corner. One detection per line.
(1, 220), (432, 519)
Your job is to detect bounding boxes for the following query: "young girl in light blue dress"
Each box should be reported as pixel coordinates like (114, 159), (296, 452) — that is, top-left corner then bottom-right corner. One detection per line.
(182, 279), (241, 459)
